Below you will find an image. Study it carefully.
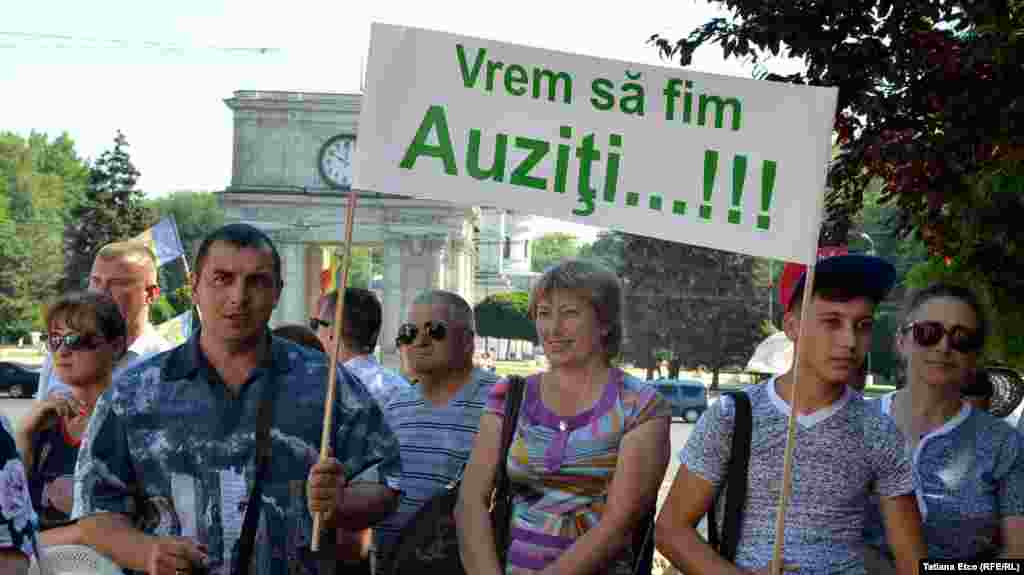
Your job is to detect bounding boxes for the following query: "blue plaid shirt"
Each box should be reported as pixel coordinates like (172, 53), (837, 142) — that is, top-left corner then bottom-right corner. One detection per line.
(73, 330), (402, 575)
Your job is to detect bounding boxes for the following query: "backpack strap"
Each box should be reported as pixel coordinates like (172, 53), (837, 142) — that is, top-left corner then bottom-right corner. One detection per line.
(707, 391), (752, 562)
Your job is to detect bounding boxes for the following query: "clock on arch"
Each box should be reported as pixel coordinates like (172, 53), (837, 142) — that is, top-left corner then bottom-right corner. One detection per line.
(318, 134), (355, 189)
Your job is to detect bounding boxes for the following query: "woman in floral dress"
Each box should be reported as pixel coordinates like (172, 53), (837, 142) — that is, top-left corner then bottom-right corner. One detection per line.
(1, 413), (38, 574)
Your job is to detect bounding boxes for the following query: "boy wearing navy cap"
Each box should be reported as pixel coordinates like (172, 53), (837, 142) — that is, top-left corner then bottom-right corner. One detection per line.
(656, 250), (925, 575)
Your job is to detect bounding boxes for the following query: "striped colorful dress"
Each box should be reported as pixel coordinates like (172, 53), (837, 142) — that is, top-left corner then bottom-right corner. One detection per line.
(486, 369), (671, 575)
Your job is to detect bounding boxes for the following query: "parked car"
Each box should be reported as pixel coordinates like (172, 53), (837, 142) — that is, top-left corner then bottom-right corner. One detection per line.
(0, 361), (39, 398)
(652, 378), (708, 423)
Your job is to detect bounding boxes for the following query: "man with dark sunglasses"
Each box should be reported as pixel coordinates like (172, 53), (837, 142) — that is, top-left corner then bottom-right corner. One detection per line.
(312, 288), (411, 408)
(372, 290), (498, 573)
(35, 241), (172, 401)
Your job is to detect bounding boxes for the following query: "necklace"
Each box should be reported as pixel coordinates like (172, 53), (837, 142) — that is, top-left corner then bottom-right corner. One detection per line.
(60, 400), (93, 447)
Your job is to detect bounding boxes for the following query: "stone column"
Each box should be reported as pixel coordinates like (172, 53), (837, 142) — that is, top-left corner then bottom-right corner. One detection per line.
(380, 237), (404, 358)
(447, 239), (467, 301)
(271, 241), (307, 328)
(436, 242), (448, 291)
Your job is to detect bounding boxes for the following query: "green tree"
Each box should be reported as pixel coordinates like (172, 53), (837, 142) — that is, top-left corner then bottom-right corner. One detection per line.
(607, 233), (767, 389)
(474, 292), (537, 343)
(577, 231), (625, 271)
(650, 0), (1024, 351)
(64, 131), (156, 291)
(0, 131), (89, 341)
(530, 232), (579, 272)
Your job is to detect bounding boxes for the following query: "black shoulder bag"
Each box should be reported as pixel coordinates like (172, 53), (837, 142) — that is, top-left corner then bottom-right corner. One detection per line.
(386, 374), (527, 575)
(233, 370), (282, 575)
(706, 391), (752, 562)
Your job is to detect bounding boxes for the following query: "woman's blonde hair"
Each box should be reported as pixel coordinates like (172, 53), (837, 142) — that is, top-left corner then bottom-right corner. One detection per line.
(528, 258), (623, 362)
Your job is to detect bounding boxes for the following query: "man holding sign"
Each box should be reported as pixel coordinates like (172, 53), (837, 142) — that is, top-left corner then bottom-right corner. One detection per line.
(354, 21), (906, 575)
(73, 224), (401, 575)
(655, 253), (925, 574)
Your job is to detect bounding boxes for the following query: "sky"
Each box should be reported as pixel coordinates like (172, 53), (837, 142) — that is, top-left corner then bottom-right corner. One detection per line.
(1, 0), (804, 242)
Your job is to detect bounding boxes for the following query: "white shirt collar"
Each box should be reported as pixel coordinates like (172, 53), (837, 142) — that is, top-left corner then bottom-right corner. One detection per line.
(767, 375), (854, 428)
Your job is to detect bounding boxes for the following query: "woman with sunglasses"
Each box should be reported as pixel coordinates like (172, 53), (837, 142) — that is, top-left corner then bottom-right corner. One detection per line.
(457, 258), (671, 575)
(15, 291), (126, 548)
(863, 283), (1024, 569)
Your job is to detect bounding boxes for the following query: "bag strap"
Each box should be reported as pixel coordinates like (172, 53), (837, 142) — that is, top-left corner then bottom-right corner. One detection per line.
(630, 510), (656, 575)
(707, 391), (752, 562)
(234, 354), (283, 575)
(498, 375), (527, 473)
(493, 375), (527, 566)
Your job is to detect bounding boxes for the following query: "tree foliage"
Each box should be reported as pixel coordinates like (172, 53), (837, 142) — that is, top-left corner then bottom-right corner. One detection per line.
(149, 284), (195, 325)
(530, 232), (579, 272)
(474, 291), (537, 343)
(63, 131), (155, 291)
(577, 231), (626, 271)
(586, 232), (767, 389)
(0, 131), (89, 341)
(650, 0), (1024, 306)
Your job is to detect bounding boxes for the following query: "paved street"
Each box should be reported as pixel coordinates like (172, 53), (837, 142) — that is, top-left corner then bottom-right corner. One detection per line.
(0, 398), (33, 430)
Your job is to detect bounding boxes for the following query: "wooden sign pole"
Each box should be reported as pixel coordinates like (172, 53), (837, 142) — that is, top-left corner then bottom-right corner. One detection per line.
(769, 262), (817, 575)
(311, 191), (358, 551)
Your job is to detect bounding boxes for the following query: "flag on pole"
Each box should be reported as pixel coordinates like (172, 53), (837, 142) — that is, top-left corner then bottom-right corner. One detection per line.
(133, 215), (186, 266)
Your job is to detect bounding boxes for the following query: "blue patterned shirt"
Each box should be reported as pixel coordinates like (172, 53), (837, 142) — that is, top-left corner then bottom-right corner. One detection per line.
(344, 355), (412, 408)
(73, 331), (402, 575)
(864, 393), (1024, 560)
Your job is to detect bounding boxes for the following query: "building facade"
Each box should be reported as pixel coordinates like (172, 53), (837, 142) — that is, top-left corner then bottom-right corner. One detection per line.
(219, 91), (534, 362)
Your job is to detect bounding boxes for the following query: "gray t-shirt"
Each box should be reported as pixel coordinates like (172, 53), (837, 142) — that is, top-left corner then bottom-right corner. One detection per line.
(681, 379), (914, 574)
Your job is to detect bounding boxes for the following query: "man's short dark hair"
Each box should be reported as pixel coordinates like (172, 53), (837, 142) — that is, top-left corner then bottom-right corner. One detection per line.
(321, 288), (382, 355)
(194, 223), (282, 287)
(272, 324), (326, 354)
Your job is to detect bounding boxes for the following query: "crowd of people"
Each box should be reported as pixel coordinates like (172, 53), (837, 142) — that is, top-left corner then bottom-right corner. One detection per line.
(0, 222), (1021, 575)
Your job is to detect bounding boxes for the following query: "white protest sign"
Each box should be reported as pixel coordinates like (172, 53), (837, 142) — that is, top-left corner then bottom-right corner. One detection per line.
(355, 23), (838, 264)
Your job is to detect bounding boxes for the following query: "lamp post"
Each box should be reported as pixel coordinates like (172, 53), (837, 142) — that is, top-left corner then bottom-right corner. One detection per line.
(860, 231), (876, 384)
(859, 232), (876, 255)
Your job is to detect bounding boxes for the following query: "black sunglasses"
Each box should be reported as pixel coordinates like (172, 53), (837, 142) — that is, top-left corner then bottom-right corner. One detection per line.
(309, 317), (331, 331)
(47, 333), (104, 353)
(396, 321), (447, 346)
(902, 321), (983, 353)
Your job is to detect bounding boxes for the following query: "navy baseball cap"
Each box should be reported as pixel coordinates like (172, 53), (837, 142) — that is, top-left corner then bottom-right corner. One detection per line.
(779, 250), (898, 311)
